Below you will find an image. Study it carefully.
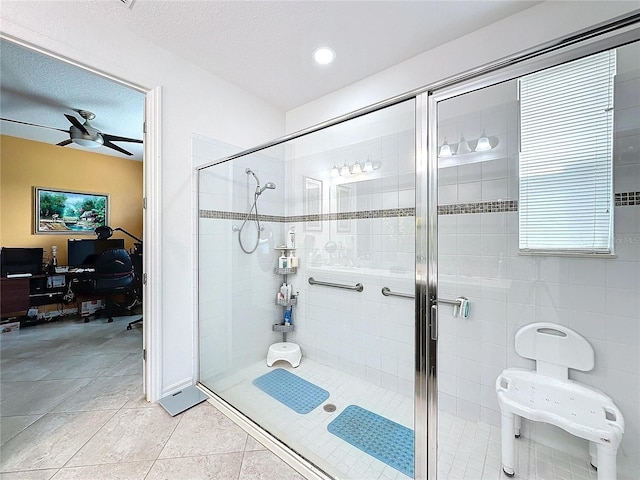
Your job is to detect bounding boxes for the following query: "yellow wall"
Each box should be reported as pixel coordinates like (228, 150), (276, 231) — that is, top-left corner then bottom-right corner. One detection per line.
(1, 135), (143, 265)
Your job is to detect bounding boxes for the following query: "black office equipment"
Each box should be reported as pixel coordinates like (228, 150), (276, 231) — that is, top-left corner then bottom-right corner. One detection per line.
(67, 239), (124, 267)
(1, 247), (43, 277)
(73, 248), (134, 323)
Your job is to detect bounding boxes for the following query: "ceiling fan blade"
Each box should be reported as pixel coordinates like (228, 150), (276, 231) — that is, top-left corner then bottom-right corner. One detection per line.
(64, 114), (89, 135)
(102, 133), (143, 144)
(56, 139), (73, 147)
(103, 139), (133, 156)
(1, 117), (68, 133)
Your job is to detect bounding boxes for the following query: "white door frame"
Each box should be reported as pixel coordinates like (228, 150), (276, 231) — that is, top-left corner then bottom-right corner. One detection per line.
(0, 33), (163, 403)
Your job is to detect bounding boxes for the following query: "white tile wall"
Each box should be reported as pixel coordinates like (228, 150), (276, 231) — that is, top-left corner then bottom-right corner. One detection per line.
(436, 46), (640, 477)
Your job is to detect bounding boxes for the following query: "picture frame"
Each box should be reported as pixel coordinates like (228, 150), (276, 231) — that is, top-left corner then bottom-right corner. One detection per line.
(33, 187), (109, 234)
(303, 176), (323, 231)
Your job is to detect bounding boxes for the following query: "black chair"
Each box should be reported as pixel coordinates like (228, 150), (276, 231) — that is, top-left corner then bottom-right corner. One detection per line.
(75, 248), (135, 323)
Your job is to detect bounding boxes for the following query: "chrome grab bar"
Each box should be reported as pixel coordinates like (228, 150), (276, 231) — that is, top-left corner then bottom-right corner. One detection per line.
(308, 277), (363, 292)
(381, 286), (413, 299)
(381, 287), (470, 318)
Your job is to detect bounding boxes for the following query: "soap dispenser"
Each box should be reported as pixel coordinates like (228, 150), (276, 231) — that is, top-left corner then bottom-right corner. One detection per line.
(286, 225), (296, 249)
(278, 250), (288, 268)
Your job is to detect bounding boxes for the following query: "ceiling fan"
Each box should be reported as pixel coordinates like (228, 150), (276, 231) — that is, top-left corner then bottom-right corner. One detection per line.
(0, 110), (142, 156)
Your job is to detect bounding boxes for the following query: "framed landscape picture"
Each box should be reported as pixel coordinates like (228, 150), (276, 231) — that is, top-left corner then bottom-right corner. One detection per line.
(34, 187), (109, 234)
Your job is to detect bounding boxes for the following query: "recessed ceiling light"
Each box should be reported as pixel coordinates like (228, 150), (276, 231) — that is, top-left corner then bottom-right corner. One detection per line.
(313, 47), (336, 65)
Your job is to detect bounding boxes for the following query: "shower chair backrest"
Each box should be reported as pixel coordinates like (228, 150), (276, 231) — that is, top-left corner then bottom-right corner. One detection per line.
(515, 322), (595, 380)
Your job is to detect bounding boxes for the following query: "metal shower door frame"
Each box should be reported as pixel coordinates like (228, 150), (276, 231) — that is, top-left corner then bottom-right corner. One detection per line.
(421, 16), (639, 480)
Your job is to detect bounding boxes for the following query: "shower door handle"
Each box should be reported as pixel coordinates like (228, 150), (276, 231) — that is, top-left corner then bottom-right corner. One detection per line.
(430, 305), (438, 341)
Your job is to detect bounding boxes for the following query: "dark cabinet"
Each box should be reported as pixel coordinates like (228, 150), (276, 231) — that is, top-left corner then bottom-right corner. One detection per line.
(1, 278), (30, 316)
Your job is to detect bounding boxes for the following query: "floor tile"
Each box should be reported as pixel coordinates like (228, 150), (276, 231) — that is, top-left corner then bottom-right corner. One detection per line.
(51, 374), (142, 412)
(1, 414), (43, 445)
(101, 352), (143, 376)
(159, 402), (247, 458)
(66, 407), (179, 466)
(239, 450), (306, 480)
(0, 410), (116, 472)
(146, 453), (243, 480)
(50, 461), (153, 480)
(41, 353), (129, 380)
(0, 469), (59, 480)
(0, 378), (93, 416)
(245, 435), (267, 452)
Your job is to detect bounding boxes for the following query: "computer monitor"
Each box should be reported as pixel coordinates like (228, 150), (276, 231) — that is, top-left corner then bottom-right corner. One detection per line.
(67, 239), (125, 267)
(1, 247), (44, 276)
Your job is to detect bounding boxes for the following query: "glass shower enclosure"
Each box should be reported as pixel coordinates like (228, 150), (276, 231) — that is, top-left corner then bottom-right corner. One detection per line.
(197, 19), (639, 480)
(197, 99), (417, 479)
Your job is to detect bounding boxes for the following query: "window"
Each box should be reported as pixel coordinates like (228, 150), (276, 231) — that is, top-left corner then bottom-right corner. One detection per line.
(519, 50), (615, 254)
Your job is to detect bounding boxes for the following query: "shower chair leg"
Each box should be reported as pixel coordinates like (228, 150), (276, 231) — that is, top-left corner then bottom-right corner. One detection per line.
(501, 412), (516, 477)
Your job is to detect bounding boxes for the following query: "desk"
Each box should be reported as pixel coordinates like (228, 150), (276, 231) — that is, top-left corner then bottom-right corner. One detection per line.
(1, 274), (65, 318)
(0, 272), (93, 318)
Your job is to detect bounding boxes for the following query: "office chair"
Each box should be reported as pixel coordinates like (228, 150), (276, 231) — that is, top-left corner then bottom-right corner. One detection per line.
(74, 248), (135, 323)
(95, 226), (143, 330)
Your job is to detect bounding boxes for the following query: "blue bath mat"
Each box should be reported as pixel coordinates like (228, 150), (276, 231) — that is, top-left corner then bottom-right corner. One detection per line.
(328, 405), (414, 478)
(252, 368), (329, 414)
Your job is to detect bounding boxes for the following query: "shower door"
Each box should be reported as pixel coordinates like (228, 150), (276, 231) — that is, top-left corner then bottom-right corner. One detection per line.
(197, 99), (419, 480)
(431, 37), (640, 480)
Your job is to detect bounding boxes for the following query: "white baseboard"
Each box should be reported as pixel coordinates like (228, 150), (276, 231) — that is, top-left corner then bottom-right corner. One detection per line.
(161, 377), (194, 398)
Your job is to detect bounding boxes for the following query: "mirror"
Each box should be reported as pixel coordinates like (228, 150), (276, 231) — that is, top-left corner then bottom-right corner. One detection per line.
(303, 176), (322, 231)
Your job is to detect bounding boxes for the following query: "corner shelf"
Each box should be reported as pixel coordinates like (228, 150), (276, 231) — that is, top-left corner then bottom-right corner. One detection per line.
(276, 297), (297, 307)
(274, 267), (297, 275)
(272, 323), (294, 333)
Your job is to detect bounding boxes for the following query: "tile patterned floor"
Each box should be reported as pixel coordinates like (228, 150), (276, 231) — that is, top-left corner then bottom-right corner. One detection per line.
(209, 359), (604, 480)
(0, 316), (304, 480)
(2, 317), (609, 480)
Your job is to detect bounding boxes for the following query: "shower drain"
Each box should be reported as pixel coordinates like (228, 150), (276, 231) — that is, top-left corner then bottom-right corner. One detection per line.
(323, 404), (337, 413)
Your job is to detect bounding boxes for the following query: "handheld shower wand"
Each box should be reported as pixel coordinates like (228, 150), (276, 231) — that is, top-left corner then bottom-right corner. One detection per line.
(246, 169), (276, 195)
(238, 169), (277, 253)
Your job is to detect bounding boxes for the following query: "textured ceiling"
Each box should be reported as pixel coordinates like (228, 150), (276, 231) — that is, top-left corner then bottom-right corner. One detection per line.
(0, 40), (145, 160)
(0, 0), (542, 161)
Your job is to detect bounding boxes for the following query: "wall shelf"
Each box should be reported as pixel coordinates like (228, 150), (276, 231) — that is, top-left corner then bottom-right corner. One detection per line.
(272, 323), (294, 333)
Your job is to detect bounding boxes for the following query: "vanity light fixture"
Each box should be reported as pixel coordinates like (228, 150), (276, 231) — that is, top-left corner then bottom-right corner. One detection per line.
(456, 134), (472, 155)
(313, 47), (336, 65)
(438, 131), (497, 157)
(331, 163), (340, 177)
(363, 158), (374, 172)
(351, 161), (363, 174)
(439, 139), (452, 157)
(340, 162), (351, 176)
(475, 129), (492, 152)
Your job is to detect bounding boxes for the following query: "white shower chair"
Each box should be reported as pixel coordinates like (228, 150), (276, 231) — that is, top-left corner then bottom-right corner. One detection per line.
(495, 322), (624, 480)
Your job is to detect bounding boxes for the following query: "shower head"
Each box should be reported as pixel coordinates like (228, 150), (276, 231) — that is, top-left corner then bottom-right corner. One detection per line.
(258, 181), (276, 195)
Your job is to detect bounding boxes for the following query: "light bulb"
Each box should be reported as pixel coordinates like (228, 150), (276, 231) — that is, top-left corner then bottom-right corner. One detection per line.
(456, 134), (471, 155)
(313, 47), (336, 65)
(331, 163), (340, 177)
(340, 162), (351, 176)
(439, 139), (452, 157)
(363, 158), (374, 172)
(475, 130), (491, 152)
(351, 162), (362, 174)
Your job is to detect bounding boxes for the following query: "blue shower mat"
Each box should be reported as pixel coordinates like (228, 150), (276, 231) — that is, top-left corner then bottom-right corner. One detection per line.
(252, 368), (329, 414)
(328, 405), (414, 478)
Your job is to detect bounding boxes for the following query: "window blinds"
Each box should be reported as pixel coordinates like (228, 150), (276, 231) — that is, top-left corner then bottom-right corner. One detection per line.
(519, 50), (615, 254)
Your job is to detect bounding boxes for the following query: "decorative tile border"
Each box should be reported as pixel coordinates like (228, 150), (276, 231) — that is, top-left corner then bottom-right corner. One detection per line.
(437, 200), (518, 215)
(615, 191), (640, 206)
(199, 207), (414, 222)
(200, 192), (637, 221)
